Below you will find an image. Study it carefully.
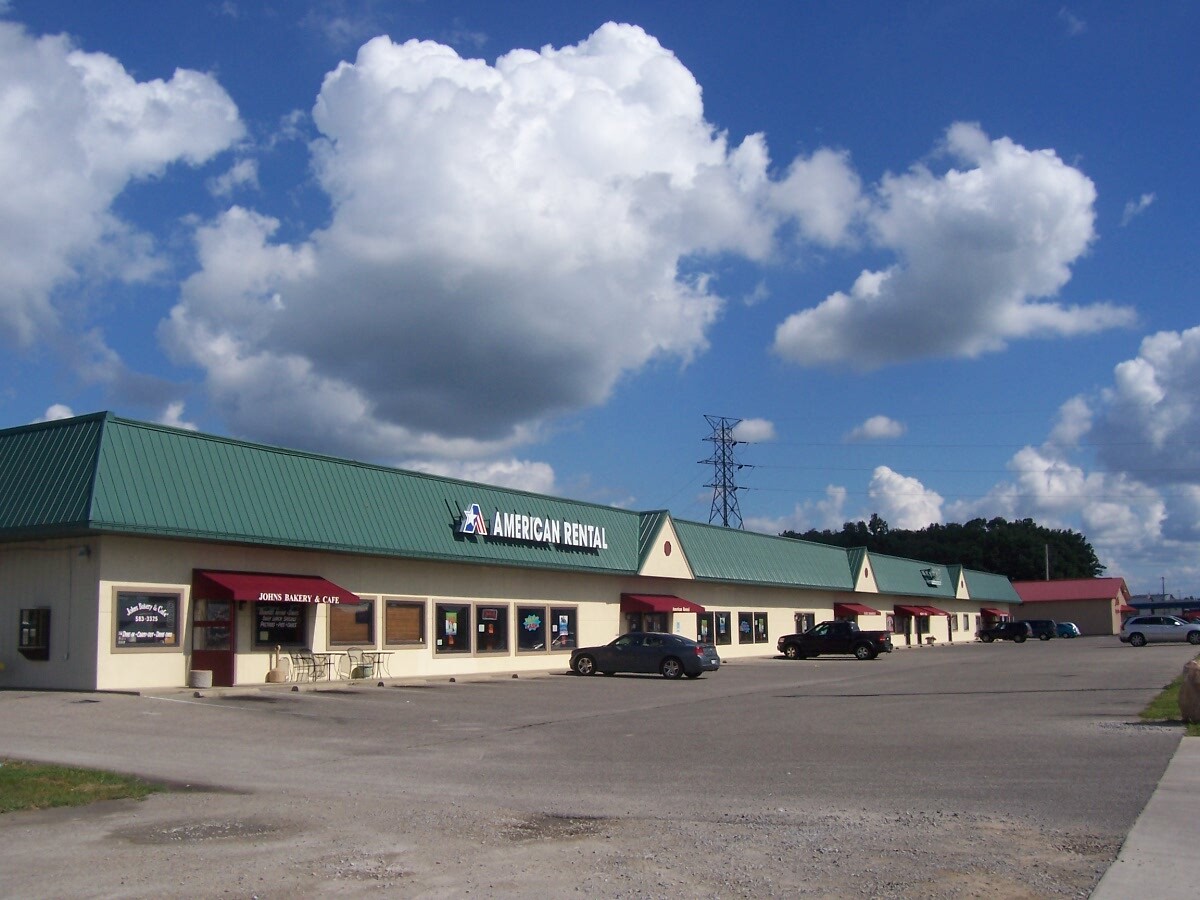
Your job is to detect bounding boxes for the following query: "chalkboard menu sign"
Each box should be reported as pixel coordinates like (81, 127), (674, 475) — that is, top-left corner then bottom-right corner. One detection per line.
(116, 592), (180, 646)
(255, 602), (306, 647)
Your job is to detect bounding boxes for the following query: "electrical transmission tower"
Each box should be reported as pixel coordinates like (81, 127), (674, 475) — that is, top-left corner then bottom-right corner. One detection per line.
(700, 415), (751, 528)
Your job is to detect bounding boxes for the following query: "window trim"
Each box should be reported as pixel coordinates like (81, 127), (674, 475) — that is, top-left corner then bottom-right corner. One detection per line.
(112, 589), (182, 653)
(383, 596), (428, 648)
(328, 595), (377, 647)
(18, 607), (51, 661)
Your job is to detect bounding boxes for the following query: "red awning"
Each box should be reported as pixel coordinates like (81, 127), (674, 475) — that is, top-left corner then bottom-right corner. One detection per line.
(620, 593), (705, 614)
(980, 607), (1008, 617)
(835, 602), (881, 616)
(193, 570), (360, 604)
(1118, 604), (1137, 614)
(923, 605), (951, 616)
(893, 604), (929, 617)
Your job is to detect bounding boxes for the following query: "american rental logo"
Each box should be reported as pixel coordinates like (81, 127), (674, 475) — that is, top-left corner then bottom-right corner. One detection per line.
(458, 502), (608, 550)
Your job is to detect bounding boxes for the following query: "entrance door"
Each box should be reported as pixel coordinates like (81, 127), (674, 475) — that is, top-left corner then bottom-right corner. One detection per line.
(191, 598), (235, 686)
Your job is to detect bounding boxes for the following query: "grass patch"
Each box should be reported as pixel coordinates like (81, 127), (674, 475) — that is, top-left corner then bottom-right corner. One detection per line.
(0, 759), (164, 814)
(1140, 667), (1200, 737)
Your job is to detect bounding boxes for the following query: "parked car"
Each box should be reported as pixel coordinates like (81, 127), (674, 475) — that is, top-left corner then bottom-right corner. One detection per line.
(1119, 615), (1200, 647)
(1016, 619), (1057, 641)
(570, 632), (721, 679)
(977, 621), (1032, 643)
(1055, 622), (1081, 638)
(775, 620), (893, 660)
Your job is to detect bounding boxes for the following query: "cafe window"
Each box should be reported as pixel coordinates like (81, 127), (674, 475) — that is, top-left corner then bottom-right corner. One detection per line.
(115, 592), (180, 648)
(515, 605), (578, 652)
(475, 604), (509, 654)
(18, 607), (51, 661)
(753, 612), (768, 643)
(330, 598), (375, 646)
(254, 602), (308, 648)
(714, 611), (732, 646)
(435, 602), (471, 654)
(385, 599), (426, 646)
(738, 612), (754, 644)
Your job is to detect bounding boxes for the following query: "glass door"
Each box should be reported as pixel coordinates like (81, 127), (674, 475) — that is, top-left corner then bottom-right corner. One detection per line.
(191, 598), (235, 686)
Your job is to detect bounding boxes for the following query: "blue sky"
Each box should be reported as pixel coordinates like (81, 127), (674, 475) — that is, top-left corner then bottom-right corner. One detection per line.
(2, 1), (1197, 598)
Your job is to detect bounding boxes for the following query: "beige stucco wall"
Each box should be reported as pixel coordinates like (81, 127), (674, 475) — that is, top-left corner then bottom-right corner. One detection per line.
(0, 539), (100, 691)
(2, 533), (1021, 691)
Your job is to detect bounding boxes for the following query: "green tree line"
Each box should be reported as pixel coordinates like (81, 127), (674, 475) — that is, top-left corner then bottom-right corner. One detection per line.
(782, 515), (1104, 581)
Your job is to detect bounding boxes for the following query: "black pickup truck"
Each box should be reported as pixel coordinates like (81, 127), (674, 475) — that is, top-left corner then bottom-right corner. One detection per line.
(776, 620), (893, 660)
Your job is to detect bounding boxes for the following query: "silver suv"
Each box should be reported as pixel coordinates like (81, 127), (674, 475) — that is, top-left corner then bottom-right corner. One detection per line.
(1119, 615), (1200, 647)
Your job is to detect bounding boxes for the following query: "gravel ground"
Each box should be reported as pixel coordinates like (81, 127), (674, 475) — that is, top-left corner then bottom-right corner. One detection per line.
(2, 642), (1190, 898)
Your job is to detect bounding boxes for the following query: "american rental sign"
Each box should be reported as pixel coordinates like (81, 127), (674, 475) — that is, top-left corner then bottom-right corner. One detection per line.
(459, 503), (609, 550)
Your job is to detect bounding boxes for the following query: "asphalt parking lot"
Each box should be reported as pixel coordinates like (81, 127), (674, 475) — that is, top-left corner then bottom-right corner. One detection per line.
(2, 637), (1195, 898)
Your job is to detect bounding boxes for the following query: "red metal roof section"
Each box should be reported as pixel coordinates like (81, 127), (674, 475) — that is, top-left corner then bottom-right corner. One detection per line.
(620, 593), (705, 614)
(193, 570), (360, 604)
(1011, 577), (1129, 603)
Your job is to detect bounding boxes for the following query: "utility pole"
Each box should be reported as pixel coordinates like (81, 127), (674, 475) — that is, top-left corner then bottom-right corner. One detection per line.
(700, 415), (751, 528)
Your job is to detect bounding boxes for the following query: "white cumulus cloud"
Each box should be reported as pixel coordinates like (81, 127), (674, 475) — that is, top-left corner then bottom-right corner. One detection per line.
(772, 122), (1134, 370)
(0, 21), (242, 350)
(846, 415), (905, 442)
(868, 466), (943, 530)
(164, 24), (863, 461)
(733, 417), (777, 442)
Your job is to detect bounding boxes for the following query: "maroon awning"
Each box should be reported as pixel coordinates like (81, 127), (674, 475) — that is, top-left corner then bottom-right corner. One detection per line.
(621, 593), (705, 614)
(835, 602), (881, 617)
(980, 607), (1008, 617)
(193, 570), (360, 604)
(923, 605), (951, 616)
(893, 604), (929, 617)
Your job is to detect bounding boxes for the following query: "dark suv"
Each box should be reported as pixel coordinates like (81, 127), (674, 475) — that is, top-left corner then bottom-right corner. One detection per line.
(977, 621), (1033, 643)
(1016, 619), (1057, 641)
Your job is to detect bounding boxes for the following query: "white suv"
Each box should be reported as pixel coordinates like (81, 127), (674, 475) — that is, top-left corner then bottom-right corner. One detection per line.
(1119, 615), (1200, 647)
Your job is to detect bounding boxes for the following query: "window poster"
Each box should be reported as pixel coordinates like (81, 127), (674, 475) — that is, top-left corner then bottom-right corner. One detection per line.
(116, 593), (179, 646)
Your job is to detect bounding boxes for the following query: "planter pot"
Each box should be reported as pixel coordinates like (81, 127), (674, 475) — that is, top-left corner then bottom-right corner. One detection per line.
(188, 669), (213, 689)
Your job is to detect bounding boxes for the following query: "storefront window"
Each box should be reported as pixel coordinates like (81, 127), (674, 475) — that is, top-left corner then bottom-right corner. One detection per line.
(697, 613), (715, 644)
(549, 607), (577, 649)
(18, 607), (50, 661)
(475, 605), (509, 653)
(254, 602), (307, 648)
(329, 599), (374, 645)
(738, 612), (754, 644)
(385, 599), (425, 645)
(115, 592), (180, 647)
(753, 612), (768, 643)
(517, 606), (547, 651)
(714, 611), (732, 646)
(514, 605), (577, 651)
(436, 602), (471, 653)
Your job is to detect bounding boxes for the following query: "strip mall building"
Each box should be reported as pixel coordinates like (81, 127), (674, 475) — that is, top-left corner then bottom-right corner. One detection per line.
(0, 413), (1021, 691)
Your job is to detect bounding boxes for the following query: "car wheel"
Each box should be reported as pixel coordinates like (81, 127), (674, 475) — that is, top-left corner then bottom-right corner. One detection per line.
(980, 634), (994, 643)
(1039, 633), (1051, 641)
(1013, 634), (1026, 643)
(685, 672), (702, 679)
(660, 657), (684, 679)
(1189, 632), (1200, 645)
(573, 654), (597, 675)
(1129, 633), (1147, 647)
(853, 644), (874, 660)
(783, 643), (806, 659)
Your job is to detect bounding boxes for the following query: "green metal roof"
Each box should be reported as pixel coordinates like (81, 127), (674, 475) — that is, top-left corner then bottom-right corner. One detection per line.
(1, 413), (641, 574)
(672, 520), (856, 590)
(0, 413), (1020, 598)
(866, 552), (958, 600)
(959, 568), (1022, 604)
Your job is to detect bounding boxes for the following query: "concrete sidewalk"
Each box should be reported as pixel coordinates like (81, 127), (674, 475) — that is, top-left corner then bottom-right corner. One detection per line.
(1092, 736), (1200, 899)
